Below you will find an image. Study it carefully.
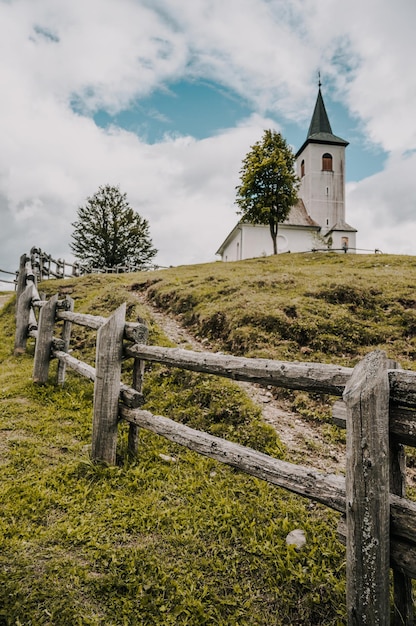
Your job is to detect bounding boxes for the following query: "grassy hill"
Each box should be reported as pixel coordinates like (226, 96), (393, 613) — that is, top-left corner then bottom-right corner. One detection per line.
(1, 252), (415, 625)
(128, 252), (416, 369)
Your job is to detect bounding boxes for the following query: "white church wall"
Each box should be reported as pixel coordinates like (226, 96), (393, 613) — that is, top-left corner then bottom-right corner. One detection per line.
(220, 224), (318, 261)
(329, 230), (357, 252)
(297, 143), (345, 232)
(221, 228), (243, 262)
(242, 225), (273, 258)
(279, 226), (318, 253)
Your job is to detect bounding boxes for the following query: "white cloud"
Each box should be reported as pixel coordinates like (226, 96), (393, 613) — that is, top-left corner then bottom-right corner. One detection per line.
(347, 150), (416, 253)
(1, 0), (416, 283)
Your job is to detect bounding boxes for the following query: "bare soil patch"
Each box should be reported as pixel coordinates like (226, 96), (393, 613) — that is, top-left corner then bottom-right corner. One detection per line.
(134, 292), (346, 475)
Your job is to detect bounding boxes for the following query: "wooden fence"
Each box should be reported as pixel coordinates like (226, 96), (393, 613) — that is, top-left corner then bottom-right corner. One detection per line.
(11, 254), (416, 625)
(15, 247), (161, 284)
(0, 267), (16, 287)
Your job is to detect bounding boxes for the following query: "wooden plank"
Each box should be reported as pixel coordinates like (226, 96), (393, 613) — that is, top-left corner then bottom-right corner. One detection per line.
(28, 307), (38, 331)
(15, 253), (28, 312)
(56, 310), (148, 343)
(120, 405), (346, 510)
(33, 294), (59, 384)
(389, 370), (416, 407)
(91, 303), (126, 464)
(119, 404), (416, 549)
(333, 400), (416, 447)
(338, 518), (416, 580)
(124, 344), (352, 395)
(124, 345), (416, 408)
(391, 540), (416, 582)
(388, 361), (415, 626)
(54, 351), (96, 381)
(57, 310), (107, 329)
(57, 296), (74, 386)
(14, 283), (36, 354)
(128, 354), (146, 458)
(390, 494), (416, 545)
(53, 350), (143, 408)
(343, 350), (391, 626)
(389, 406), (416, 446)
(391, 439), (415, 624)
(54, 314), (416, 404)
(30, 334), (64, 351)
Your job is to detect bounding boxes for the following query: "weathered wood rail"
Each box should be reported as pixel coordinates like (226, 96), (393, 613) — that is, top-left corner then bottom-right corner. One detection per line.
(14, 248), (161, 288)
(0, 266), (16, 286)
(11, 254), (416, 625)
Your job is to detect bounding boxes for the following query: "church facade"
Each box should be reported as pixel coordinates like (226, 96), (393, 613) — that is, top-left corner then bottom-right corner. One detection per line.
(216, 88), (357, 261)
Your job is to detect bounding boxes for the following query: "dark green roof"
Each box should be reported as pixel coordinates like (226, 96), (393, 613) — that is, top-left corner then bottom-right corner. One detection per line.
(296, 88), (348, 157)
(308, 88), (333, 136)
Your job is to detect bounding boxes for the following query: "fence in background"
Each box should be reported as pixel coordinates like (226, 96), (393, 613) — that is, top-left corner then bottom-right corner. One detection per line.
(11, 252), (416, 625)
(8, 246), (383, 290)
(14, 248), (162, 291)
(0, 267), (17, 287)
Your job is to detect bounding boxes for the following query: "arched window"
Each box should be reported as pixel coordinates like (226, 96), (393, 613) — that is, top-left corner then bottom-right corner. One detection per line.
(322, 153), (333, 171)
(300, 160), (305, 177)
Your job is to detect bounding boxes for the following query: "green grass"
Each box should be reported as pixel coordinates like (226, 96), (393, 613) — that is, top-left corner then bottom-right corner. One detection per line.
(126, 252), (416, 369)
(1, 252), (416, 623)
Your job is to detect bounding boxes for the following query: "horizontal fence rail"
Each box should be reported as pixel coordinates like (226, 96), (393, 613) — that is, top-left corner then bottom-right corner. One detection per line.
(0, 266), (17, 286)
(9, 252), (416, 625)
(125, 344), (352, 395)
(15, 247), (163, 286)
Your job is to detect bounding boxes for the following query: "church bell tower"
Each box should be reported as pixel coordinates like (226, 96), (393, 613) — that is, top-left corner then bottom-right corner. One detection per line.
(295, 84), (356, 250)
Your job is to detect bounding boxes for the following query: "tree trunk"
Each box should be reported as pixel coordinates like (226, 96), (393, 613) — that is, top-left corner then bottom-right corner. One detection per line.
(269, 219), (278, 254)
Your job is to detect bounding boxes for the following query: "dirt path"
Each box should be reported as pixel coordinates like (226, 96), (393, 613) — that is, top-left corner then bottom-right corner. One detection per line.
(0, 294), (13, 309)
(135, 292), (346, 474)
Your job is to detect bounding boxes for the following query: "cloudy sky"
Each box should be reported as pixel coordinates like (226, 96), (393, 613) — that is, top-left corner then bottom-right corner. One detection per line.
(1, 0), (415, 287)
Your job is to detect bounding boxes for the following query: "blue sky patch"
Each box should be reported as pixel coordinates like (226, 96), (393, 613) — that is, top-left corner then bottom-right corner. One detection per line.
(91, 78), (387, 183)
(94, 80), (253, 143)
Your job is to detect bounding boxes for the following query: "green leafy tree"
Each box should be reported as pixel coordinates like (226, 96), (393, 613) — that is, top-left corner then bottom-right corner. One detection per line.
(235, 129), (299, 254)
(70, 185), (157, 270)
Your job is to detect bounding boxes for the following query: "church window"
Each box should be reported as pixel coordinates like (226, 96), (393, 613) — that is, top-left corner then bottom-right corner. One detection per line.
(301, 160), (305, 177)
(322, 153), (333, 171)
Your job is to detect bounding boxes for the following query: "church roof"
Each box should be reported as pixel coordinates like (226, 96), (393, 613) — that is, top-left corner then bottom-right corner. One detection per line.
(215, 204), (319, 256)
(295, 88), (348, 157)
(283, 199), (320, 227)
(327, 220), (357, 233)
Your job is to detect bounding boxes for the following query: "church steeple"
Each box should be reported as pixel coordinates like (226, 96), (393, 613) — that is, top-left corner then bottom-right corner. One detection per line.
(296, 86), (348, 158)
(294, 83), (355, 244)
(307, 87), (334, 137)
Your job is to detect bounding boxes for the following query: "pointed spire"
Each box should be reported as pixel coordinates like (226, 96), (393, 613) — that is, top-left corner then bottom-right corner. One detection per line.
(296, 83), (348, 157)
(307, 87), (333, 138)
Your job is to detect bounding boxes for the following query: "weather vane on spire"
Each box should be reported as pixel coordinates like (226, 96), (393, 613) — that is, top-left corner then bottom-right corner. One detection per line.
(318, 71), (322, 88)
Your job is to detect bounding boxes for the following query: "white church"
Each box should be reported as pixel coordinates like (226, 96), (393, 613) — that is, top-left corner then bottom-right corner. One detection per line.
(216, 87), (357, 261)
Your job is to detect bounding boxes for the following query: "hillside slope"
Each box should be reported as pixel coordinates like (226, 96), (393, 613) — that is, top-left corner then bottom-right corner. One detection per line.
(126, 252), (416, 370)
(1, 252), (415, 624)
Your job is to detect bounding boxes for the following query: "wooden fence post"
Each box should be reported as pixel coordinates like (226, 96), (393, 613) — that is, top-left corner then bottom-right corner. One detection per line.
(15, 254), (28, 312)
(389, 360), (414, 626)
(91, 303), (126, 464)
(14, 282), (36, 355)
(343, 350), (391, 626)
(33, 294), (58, 383)
(57, 296), (74, 386)
(390, 438), (415, 625)
(128, 357), (146, 458)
